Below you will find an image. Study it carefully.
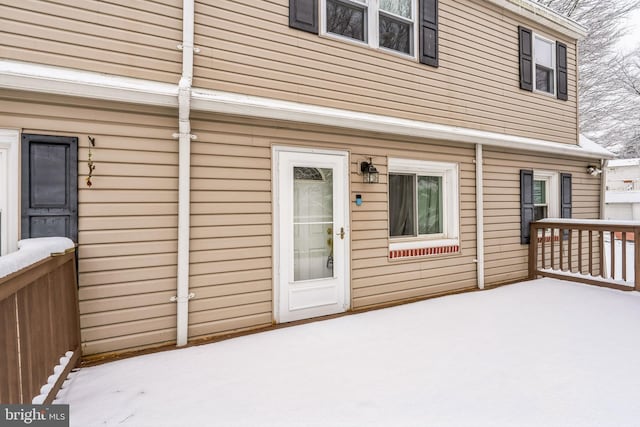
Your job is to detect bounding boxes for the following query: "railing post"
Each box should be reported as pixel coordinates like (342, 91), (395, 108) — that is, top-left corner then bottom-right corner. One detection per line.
(529, 222), (538, 280)
(635, 227), (640, 291)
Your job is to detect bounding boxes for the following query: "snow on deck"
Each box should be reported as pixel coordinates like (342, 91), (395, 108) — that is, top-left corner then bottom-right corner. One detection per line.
(57, 278), (640, 427)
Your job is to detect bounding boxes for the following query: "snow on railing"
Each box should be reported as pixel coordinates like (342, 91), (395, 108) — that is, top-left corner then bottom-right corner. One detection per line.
(0, 237), (75, 278)
(0, 237), (80, 405)
(529, 219), (640, 292)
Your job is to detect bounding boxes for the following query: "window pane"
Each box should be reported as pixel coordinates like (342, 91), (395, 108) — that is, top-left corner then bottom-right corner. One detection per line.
(534, 205), (548, 221)
(294, 167), (334, 281)
(536, 66), (554, 93)
(534, 180), (546, 204)
(327, 0), (366, 42)
(379, 14), (411, 54)
(535, 37), (553, 68)
(380, 0), (412, 18)
(389, 174), (415, 236)
(418, 176), (443, 235)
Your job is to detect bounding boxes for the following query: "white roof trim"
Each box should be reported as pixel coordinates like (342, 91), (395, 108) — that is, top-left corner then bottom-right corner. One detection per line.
(485, 0), (587, 39)
(0, 59), (612, 159)
(0, 60), (178, 108)
(191, 88), (613, 159)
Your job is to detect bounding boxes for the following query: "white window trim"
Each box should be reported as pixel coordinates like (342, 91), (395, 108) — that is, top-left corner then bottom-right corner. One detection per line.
(532, 32), (557, 97)
(388, 158), (459, 251)
(0, 129), (20, 255)
(534, 170), (559, 218)
(320, 0), (418, 60)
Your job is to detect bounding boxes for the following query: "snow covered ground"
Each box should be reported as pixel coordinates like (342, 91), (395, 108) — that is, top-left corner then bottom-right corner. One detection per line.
(57, 278), (640, 427)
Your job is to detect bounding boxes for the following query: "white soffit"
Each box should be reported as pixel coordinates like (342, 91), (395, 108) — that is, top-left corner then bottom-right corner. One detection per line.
(485, 0), (588, 39)
(0, 59), (612, 159)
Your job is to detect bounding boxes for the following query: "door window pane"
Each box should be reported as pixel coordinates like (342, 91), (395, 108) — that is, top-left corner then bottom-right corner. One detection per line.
(418, 176), (442, 234)
(389, 174), (415, 236)
(327, 0), (366, 42)
(294, 167), (334, 281)
(379, 15), (411, 54)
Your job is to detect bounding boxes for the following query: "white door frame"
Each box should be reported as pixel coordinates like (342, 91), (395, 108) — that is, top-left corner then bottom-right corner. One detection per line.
(272, 146), (351, 323)
(0, 129), (19, 255)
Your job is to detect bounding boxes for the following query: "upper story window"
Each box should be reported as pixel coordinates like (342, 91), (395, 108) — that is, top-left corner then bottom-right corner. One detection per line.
(518, 26), (568, 101)
(323, 0), (417, 57)
(289, 0), (438, 67)
(534, 35), (556, 95)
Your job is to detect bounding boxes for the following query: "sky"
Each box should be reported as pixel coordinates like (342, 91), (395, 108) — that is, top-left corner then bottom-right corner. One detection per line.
(618, 8), (640, 52)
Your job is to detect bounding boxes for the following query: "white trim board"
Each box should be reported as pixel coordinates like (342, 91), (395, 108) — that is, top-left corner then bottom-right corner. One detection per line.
(0, 129), (20, 255)
(0, 59), (613, 160)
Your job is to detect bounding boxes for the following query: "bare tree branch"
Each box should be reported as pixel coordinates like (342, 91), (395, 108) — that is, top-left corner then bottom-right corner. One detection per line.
(533, 0), (640, 157)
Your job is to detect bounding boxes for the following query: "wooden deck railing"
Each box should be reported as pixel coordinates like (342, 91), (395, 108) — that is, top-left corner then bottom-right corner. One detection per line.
(529, 219), (640, 292)
(0, 248), (80, 404)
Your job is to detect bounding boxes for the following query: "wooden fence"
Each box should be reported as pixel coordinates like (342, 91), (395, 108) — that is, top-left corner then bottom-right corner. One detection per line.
(0, 250), (80, 404)
(529, 219), (640, 291)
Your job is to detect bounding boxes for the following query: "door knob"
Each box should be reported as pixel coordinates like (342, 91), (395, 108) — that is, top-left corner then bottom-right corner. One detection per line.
(337, 227), (345, 240)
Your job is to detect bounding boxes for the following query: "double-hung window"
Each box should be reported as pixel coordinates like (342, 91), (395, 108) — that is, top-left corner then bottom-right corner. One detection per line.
(518, 26), (567, 100)
(323, 0), (417, 57)
(388, 158), (459, 251)
(533, 171), (558, 221)
(534, 34), (556, 95)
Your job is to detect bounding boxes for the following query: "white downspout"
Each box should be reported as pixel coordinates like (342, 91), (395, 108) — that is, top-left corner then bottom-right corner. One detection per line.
(475, 144), (485, 290)
(172, 0), (196, 347)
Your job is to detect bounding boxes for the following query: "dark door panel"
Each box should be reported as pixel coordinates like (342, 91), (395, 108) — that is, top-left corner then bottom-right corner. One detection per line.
(21, 134), (78, 242)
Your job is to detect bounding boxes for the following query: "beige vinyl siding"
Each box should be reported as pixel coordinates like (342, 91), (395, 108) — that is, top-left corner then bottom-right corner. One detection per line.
(0, 90), (179, 357)
(194, 0), (578, 145)
(482, 148), (602, 287)
(187, 113), (478, 341)
(0, 0), (182, 83)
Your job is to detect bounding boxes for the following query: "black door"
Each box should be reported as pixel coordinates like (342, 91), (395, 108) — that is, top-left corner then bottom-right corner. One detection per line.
(21, 134), (78, 242)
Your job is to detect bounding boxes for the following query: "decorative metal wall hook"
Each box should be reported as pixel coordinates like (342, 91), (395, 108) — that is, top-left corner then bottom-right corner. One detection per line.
(86, 136), (96, 187)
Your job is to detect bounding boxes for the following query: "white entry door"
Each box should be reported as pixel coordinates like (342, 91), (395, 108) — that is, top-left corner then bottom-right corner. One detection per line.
(275, 147), (350, 323)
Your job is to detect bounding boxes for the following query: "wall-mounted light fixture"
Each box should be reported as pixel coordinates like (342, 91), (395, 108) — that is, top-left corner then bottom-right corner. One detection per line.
(587, 166), (602, 176)
(360, 158), (379, 184)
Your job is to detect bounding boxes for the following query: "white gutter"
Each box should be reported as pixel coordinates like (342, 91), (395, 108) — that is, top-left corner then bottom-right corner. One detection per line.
(0, 60), (177, 107)
(0, 59), (613, 160)
(191, 89), (616, 160)
(485, 0), (588, 39)
(171, 0), (195, 347)
(475, 144), (485, 290)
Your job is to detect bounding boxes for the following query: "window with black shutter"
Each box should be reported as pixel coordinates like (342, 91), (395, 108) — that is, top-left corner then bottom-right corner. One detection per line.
(518, 27), (569, 101)
(289, 0), (438, 66)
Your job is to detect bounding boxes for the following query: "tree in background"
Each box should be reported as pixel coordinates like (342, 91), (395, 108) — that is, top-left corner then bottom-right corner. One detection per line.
(534, 0), (640, 157)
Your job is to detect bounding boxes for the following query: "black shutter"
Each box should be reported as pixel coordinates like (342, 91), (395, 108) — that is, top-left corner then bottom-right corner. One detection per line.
(556, 41), (568, 101)
(561, 173), (572, 219)
(518, 26), (533, 92)
(21, 134), (78, 243)
(289, 0), (318, 34)
(419, 0), (438, 67)
(520, 169), (534, 244)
